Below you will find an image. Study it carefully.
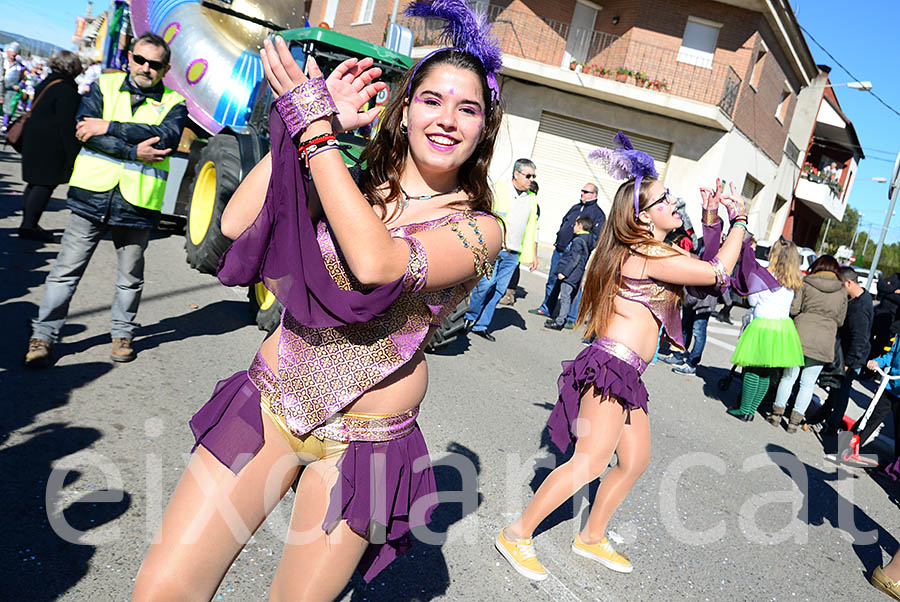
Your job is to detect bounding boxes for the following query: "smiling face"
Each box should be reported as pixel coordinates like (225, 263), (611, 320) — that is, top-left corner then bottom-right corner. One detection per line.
(639, 180), (682, 233)
(402, 64), (486, 180)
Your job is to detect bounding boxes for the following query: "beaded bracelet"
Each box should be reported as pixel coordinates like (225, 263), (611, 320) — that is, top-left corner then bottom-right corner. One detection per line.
(300, 136), (339, 167)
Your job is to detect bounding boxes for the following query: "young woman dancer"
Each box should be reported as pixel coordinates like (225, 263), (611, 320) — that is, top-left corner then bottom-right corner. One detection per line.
(496, 136), (777, 581)
(727, 238), (805, 421)
(133, 2), (505, 600)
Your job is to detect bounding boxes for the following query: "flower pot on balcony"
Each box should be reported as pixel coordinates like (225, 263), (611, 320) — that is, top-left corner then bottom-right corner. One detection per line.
(615, 72), (628, 83)
(570, 61), (577, 70)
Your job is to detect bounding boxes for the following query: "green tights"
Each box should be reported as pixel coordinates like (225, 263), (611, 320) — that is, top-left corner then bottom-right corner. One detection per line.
(734, 368), (772, 415)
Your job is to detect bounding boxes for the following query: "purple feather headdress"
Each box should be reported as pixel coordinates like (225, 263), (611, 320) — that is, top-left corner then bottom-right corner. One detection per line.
(589, 132), (658, 217)
(404, 0), (503, 103)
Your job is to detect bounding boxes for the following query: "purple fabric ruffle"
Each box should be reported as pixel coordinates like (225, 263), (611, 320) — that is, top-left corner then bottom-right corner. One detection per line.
(189, 371), (437, 581)
(215, 104), (405, 328)
(323, 431), (438, 582)
(547, 343), (649, 454)
(882, 456), (900, 482)
(694, 219), (779, 297)
(189, 371), (265, 474)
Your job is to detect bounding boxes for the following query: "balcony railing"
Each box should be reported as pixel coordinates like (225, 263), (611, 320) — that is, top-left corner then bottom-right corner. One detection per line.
(396, 2), (742, 118)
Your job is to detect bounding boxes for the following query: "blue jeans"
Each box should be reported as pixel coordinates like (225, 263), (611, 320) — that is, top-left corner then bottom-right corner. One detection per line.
(465, 249), (520, 332)
(538, 248), (564, 314)
(32, 212), (151, 343)
(681, 309), (710, 367)
(539, 247), (582, 323)
(774, 360), (825, 416)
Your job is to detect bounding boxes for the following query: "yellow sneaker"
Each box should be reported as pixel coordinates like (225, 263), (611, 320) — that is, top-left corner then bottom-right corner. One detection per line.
(572, 533), (633, 573)
(872, 566), (900, 600)
(494, 528), (548, 581)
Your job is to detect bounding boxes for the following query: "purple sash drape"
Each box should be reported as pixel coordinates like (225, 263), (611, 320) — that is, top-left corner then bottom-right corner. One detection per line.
(697, 219), (779, 296)
(216, 105), (405, 328)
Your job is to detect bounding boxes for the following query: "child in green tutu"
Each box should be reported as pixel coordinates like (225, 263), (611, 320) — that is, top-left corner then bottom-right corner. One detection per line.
(728, 239), (805, 420)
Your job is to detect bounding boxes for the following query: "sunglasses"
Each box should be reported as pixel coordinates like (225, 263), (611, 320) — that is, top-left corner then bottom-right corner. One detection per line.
(132, 53), (165, 71)
(581, 189), (595, 195)
(644, 189), (675, 212)
(517, 171), (537, 180)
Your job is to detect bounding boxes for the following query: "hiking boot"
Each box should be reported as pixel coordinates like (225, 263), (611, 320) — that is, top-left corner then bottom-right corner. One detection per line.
(767, 405), (785, 426)
(24, 338), (52, 368)
(111, 337), (136, 363)
(498, 290), (516, 306)
(495, 528), (548, 581)
(786, 410), (804, 434)
(571, 533), (633, 573)
(872, 566), (900, 600)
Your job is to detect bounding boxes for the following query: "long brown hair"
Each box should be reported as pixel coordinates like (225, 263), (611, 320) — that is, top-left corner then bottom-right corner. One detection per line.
(359, 49), (503, 219)
(579, 178), (676, 340)
(768, 239), (802, 291)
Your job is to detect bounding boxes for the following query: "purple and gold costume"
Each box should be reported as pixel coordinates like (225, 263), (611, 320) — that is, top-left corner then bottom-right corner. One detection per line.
(547, 219), (778, 453)
(187, 105), (490, 581)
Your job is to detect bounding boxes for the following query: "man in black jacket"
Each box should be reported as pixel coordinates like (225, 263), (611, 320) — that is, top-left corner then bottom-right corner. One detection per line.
(818, 266), (874, 433)
(545, 216), (592, 331)
(530, 182), (605, 326)
(871, 272), (900, 359)
(24, 33), (187, 367)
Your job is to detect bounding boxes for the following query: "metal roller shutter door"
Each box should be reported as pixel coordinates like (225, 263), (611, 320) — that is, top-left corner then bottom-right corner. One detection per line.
(530, 113), (671, 246)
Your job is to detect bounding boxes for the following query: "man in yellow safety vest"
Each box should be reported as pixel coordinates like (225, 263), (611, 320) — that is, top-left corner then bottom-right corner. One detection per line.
(25, 33), (187, 367)
(464, 158), (541, 341)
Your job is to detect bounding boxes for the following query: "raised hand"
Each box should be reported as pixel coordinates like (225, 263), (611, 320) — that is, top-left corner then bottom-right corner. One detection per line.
(719, 181), (749, 222)
(260, 36), (306, 96)
(261, 36), (387, 134)
(325, 56), (388, 133)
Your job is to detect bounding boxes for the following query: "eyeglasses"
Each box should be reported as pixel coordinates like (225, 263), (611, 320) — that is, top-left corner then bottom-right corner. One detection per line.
(516, 171), (537, 180)
(132, 53), (165, 71)
(643, 189), (675, 212)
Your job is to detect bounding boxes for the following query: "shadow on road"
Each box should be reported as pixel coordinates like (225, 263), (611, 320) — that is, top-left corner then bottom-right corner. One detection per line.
(766, 443), (898, 579)
(51, 299), (252, 358)
(0, 359), (131, 600)
(337, 442), (482, 601)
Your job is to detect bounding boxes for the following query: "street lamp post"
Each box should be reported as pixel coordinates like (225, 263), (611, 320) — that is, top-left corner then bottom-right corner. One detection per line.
(851, 213), (865, 249)
(865, 152), (900, 292)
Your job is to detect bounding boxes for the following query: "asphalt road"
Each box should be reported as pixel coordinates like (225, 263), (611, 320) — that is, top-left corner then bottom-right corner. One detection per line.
(1, 148), (898, 602)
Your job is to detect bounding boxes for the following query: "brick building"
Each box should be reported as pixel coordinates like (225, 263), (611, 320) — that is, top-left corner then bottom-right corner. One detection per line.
(312, 0), (849, 249)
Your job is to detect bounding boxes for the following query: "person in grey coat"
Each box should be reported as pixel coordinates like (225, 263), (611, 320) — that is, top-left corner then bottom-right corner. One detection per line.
(770, 255), (848, 432)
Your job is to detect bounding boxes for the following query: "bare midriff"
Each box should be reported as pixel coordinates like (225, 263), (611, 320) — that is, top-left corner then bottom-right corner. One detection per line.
(257, 323), (434, 421)
(603, 296), (664, 364)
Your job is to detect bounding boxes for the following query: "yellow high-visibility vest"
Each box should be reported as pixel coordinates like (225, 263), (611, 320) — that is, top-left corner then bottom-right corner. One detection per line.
(69, 72), (185, 212)
(492, 182), (539, 265)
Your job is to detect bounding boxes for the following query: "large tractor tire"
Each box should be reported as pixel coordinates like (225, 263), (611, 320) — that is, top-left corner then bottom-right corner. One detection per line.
(185, 135), (240, 275)
(425, 297), (469, 352)
(247, 282), (283, 335)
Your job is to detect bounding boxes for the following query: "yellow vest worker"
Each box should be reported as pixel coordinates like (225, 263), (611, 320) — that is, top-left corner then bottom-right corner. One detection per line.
(68, 71), (185, 212)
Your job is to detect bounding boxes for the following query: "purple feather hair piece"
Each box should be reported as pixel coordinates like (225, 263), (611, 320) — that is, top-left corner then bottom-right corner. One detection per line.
(404, 0), (503, 100)
(588, 132), (658, 216)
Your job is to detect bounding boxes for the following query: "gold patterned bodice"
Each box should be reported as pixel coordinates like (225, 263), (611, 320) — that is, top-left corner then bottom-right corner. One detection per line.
(266, 213), (483, 437)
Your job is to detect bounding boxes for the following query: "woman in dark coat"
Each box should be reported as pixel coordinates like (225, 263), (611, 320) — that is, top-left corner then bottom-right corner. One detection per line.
(18, 50), (82, 242)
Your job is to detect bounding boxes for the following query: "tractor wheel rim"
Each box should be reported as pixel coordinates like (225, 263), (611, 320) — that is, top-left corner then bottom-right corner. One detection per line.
(189, 161), (217, 246)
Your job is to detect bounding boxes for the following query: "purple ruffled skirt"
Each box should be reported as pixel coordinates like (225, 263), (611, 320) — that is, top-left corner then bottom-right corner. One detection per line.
(188, 370), (438, 582)
(546, 337), (649, 453)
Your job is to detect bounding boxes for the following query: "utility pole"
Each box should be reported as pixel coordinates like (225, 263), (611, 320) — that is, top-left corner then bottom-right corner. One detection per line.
(818, 219), (831, 254)
(866, 150), (900, 292)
